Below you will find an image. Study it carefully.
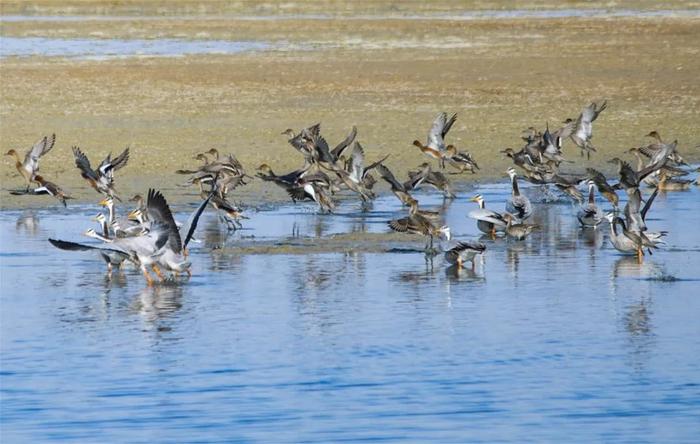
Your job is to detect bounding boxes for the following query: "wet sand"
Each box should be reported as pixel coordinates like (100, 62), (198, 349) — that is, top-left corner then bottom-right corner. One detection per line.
(1, 2), (700, 208)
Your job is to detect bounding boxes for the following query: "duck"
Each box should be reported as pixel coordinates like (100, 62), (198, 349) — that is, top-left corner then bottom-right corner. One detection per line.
(405, 163), (455, 198)
(505, 167), (532, 220)
(577, 180), (604, 227)
(412, 112), (457, 169)
(558, 101), (607, 159)
(295, 173), (336, 213)
(467, 194), (507, 237)
(444, 241), (486, 269)
(256, 163), (312, 202)
(5, 134), (56, 190)
(585, 168), (619, 209)
(444, 145), (479, 174)
(502, 213), (539, 240)
(656, 171), (692, 191)
(72, 146), (129, 200)
(388, 199), (451, 252)
(10, 175), (72, 207)
(377, 164), (415, 206)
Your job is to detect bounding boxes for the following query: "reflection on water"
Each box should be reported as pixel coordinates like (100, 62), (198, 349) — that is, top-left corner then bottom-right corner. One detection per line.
(1, 183), (699, 442)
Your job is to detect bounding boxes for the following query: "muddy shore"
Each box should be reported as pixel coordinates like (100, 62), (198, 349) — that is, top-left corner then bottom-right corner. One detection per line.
(1, 3), (699, 209)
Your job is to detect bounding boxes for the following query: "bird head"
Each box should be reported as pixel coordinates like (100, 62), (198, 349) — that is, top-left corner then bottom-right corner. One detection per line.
(469, 194), (484, 205)
(98, 196), (113, 207)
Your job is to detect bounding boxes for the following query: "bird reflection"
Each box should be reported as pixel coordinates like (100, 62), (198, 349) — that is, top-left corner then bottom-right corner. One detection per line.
(131, 283), (184, 322)
(15, 211), (39, 235)
(623, 297), (655, 372)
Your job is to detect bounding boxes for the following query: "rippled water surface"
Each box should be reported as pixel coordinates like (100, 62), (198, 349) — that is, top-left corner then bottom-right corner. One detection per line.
(1, 183), (699, 442)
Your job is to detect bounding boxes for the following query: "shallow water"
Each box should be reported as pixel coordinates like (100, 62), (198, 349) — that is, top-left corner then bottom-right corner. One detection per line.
(1, 182), (700, 442)
(0, 36), (271, 59)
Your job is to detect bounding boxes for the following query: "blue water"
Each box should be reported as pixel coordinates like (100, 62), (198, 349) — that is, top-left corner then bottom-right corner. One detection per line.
(1, 183), (700, 442)
(0, 37), (271, 59)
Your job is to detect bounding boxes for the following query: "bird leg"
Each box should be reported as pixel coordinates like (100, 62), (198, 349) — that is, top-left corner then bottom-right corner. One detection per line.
(490, 227), (497, 240)
(456, 257), (463, 269)
(151, 264), (165, 281)
(142, 267), (155, 286)
(186, 269), (192, 279)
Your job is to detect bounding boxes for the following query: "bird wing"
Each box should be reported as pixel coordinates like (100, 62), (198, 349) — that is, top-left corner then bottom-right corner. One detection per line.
(25, 133), (56, 168)
(427, 112), (447, 150)
(181, 191), (213, 249)
(72, 146), (99, 181)
(591, 101), (607, 122)
(48, 238), (130, 257)
(110, 147), (130, 173)
(388, 217), (411, 233)
(377, 164), (404, 191)
(362, 154), (390, 178)
(468, 209), (507, 226)
(330, 125), (357, 160)
(349, 142), (365, 183)
(641, 187), (659, 221)
(146, 188), (182, 253)
(442, 113), (457, 139)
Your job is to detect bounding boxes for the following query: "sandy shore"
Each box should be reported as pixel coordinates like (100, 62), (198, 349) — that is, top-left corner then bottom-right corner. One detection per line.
(1, 2), (699, 209)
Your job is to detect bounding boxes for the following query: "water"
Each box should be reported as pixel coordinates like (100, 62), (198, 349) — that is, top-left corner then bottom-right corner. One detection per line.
(0, 37), (271, 60)
(1, 183), (700, 442)
(2, 9), (699, 22)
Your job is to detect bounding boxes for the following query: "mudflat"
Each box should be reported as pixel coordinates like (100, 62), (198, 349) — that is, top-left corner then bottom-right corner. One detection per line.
(1, 2), (699, 208)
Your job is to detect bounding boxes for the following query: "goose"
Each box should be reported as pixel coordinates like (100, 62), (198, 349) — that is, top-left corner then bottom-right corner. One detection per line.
(577, 180), (604, 227)
(444, 241), (486, 269)
(506, 167), (532, 220)
(467, 194), (507, 237)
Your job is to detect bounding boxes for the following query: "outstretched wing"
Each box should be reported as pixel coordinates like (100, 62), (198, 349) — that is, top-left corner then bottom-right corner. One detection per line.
(48, 238), (129, 257)
(72, 146), (99, 181)
(349, 142), (365, 183)
(377, 164), (404, 191)
(146, 189), (182, 253)
(25, 133), (56, 167)
(181, 191), (214, 249)
(442, 113), (457, 139)
(427, 112), (447, 149)
(110, 147), (130, 173)
(331, 125), (357, 160)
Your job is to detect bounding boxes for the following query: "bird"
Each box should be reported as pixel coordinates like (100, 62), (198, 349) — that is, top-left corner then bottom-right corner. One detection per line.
(585, 168), (619, 209)
(412, 112), (457, 169)
(388, 199), (450, 252)
(604, 213), (653, 263)
(577, 180), (604, 227)
(444, 145), (479, 174)
(656, 171), (692, 191)
(444, 241), (486, 269)
(5, 133), (56, 190)
(50, 219), (169, 285)
(558, 101), (607, 159)
(72, 146), (129, 200)
(502, 213), (539, 240)
(505, 167), (533, 220)
(467, 194), (507, 237)
(376, 164), (415, 206)
(405, 163), (455, 198)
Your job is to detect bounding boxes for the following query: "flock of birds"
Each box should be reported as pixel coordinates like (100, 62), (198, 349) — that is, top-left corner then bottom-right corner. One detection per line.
(5, 101), (699, 284)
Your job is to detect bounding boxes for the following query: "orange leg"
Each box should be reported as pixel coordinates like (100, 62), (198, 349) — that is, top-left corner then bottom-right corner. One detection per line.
(142, 267), (154, 286)
(151, 264), (165, 281)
